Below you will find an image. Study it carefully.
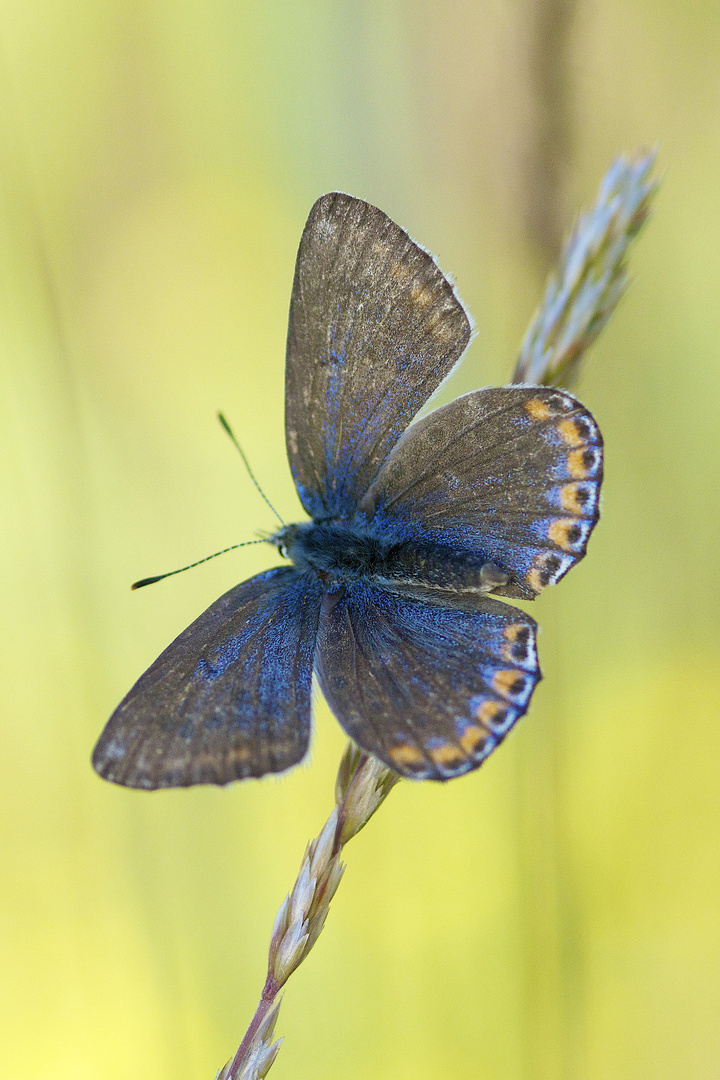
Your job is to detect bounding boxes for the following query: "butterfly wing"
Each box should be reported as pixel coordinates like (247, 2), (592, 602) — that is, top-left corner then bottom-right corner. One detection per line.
(316, 581), (540, 780)
(285, 193), (472, 520)
(93, 568), (323, 789)
(358, 385), (603, 599)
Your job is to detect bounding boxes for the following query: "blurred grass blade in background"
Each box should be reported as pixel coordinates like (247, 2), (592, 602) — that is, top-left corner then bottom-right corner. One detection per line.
(515, 151), (658, 388)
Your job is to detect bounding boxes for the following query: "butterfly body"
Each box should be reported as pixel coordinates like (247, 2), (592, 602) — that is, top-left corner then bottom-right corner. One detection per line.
(93, 192), (603, 790)
(272, 520), (509, 594)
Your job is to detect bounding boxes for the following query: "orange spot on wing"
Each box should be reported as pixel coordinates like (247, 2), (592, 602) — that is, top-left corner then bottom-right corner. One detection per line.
(492, 670), (527, 700)
(547, 518), (583, 551)
(475, 700), (508, 727)
(428, 743), (466, 769)
(502, 623), (531, 663)
(389, 743), (426, 769)
(524, 398), (553, 421)
(567, 448), (597, 479)
(526, 567), (544, 592)
(459, 725), (488, 755)
(558, 418), (586, 446)
(560, 482), (588, 514)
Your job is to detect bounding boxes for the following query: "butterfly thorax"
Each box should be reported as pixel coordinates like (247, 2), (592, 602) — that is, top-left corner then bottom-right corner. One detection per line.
(271, 520), (509, 594)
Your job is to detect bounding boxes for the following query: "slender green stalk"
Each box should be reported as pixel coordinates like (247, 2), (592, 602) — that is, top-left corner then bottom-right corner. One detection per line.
(215, 148), (658, 1079)
(216, 747), (399, 1080)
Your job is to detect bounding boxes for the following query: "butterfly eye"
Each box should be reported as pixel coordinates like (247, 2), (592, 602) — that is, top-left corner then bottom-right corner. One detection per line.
(278, 543), (288, 559)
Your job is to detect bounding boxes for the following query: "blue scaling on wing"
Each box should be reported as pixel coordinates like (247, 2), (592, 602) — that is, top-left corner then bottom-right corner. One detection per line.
(285, 193), (472, 520)
(93, 567), (324, 788)
(315, 580), (541, 780)
(357, 385), (603, 600)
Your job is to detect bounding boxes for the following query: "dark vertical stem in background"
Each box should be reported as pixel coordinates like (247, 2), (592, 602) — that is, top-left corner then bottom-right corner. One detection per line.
(0, 49), (94, 675)
(517, 2), (579, 1079)
(523, 0), (576, 271)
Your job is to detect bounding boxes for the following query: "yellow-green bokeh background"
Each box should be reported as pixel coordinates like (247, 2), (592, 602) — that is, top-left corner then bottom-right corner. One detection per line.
(2, 3), (720, 1078)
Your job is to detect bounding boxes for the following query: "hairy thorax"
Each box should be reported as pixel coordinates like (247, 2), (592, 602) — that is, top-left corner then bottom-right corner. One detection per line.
(270, 520), (508, 594)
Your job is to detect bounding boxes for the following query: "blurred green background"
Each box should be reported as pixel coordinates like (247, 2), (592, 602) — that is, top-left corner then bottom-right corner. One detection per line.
(2, 2), (719, 1078)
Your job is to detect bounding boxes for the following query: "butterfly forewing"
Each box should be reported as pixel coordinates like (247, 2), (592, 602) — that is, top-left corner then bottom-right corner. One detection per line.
(316, 582), (540, 780)
(285, 193), (472, 520)
(93, 568), (323, 788)
(358, 386), (603, 599)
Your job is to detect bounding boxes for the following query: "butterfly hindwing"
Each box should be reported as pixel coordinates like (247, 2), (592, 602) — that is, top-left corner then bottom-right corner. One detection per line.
(358, 385), (603, 598)
(315, 581), (540, 780)
(285, 193), (472, 520)
(93, 568), (323, 788)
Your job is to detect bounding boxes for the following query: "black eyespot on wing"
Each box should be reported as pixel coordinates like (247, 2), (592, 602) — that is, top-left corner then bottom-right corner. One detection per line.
(93, 568), (323, 789)
(285, 193), (472, 520)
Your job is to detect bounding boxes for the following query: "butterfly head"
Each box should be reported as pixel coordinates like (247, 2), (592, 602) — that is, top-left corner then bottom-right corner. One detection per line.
(268, 520), (387, 582)
(269, 523), (301, 561)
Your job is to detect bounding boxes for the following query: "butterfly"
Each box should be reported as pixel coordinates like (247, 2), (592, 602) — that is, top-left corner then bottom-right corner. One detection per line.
(93, 193), (603, 789)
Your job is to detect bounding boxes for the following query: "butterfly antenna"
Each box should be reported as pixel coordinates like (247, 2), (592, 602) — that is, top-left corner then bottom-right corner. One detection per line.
(131, 540), (266, 590)
(217, 412), (285, 526)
